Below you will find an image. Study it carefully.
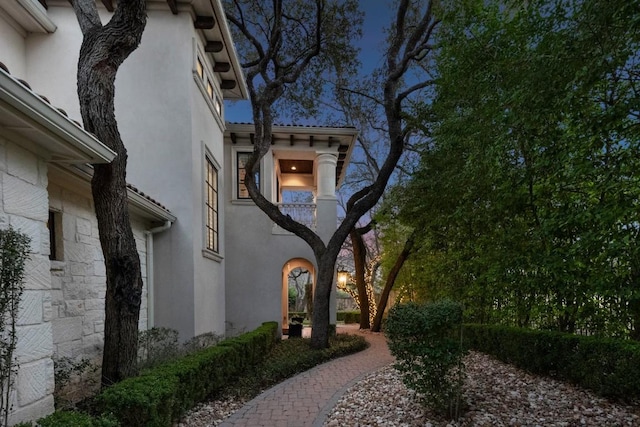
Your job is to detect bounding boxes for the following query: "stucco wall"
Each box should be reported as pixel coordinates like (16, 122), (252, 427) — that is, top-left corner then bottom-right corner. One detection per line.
(0, 13), (27, 76)
(18, 5), (223, 341)
(0, 137), (55, 425)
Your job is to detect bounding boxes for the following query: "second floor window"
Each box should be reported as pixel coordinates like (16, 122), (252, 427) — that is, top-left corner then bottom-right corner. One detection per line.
(205, 157), (219, 252)
(237, 152), (260, 199)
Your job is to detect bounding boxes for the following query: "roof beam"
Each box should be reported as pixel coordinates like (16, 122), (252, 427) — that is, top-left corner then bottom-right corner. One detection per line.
(194, 16), (215, 29)
(38, 0), (48, 9)
(290, 135), (294, 146)
(213, 62), (231, 73)
(221, 80), (237, 90)
(230, 133), (237, 144)
(205, 41), (224, 53)
(309, 135), (314, 147)
(166, 0), (178, 14)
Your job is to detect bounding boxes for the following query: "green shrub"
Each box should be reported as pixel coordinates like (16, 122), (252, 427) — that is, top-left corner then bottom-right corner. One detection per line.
(336, 311), (360, 324)
(385, 300), (466, 419)
(36, 411), (118, 427)
(464, 324), (640, 401)
(96, 321), (278, 427)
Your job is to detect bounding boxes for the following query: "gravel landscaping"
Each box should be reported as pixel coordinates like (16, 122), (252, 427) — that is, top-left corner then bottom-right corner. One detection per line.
(179, 351), (639, 426)
(325, 352), (640, 427)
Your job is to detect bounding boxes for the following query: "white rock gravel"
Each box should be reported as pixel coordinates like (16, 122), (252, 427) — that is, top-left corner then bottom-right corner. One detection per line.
(177, 351), (640, 426)
(325, 352), (640, 427)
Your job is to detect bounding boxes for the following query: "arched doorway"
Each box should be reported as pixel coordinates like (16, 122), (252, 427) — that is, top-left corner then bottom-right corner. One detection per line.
(282, 258), (315, 334)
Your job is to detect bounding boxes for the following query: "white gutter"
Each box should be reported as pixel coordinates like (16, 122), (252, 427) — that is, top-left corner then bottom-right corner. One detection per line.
(0, 68), (116, 163)
(144, 221), (173, 329)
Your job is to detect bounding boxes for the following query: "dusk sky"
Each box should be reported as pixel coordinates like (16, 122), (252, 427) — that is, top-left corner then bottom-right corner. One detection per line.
(224, 1), (391, 123)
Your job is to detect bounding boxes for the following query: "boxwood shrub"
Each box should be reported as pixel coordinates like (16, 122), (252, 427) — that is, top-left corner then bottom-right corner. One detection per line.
(464, 324), (640, 401)
(337, 311), (360, 324)
(36, 322), (278, 427)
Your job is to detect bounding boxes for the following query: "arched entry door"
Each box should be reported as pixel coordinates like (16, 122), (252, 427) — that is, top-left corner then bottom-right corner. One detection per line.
(282, 258), (315, 334)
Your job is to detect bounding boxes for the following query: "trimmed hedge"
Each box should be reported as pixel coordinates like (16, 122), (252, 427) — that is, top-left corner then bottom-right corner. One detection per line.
(337, 311), (360, 324)
(464, 324), (640, 400)
(36, 322), (278, 427)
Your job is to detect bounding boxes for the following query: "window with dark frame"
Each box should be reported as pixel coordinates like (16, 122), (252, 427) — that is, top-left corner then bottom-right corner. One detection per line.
(48, 210), (63, 261)
(205, 157), (219, 253)
(237, 152), (260, 199)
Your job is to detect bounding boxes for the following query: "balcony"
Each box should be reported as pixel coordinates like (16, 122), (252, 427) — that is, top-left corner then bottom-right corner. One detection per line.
(274, 203), (317, 233)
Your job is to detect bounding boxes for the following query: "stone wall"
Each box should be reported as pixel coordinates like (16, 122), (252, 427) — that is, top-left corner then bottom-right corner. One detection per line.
(0, 137), (56, 424)
(48, 176), (149, 363)
(0, 135), (151, 424)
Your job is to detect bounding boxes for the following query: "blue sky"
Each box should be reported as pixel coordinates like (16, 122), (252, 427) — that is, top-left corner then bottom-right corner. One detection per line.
(224, 1), (391, 123)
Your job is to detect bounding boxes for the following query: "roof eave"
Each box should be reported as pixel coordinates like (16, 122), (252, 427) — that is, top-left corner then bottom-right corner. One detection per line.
(0, 68), (116, 164)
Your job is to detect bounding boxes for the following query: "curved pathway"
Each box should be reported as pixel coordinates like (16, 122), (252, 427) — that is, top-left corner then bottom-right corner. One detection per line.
(218, 325), (394, 427)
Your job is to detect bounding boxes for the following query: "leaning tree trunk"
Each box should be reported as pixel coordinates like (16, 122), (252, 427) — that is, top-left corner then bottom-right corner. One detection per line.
(350, 228), (370, 329)
(371, 232), (415, 332)
(73, 0), (147, 386)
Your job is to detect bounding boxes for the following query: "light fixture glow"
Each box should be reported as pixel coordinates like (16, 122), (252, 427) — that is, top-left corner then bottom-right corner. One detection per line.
(291, 166), (297, 171)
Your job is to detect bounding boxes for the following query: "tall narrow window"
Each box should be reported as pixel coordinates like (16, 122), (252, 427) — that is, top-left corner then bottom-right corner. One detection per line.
(205, 157), (219, 253)
(237, 152), (260, 199)
(48, 210), (64, 261)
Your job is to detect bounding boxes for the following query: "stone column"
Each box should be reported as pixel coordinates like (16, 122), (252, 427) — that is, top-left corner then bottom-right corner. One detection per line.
(314, 152), (338, 325)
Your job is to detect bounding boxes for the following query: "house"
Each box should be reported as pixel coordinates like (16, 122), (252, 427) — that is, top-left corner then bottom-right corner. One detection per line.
(0, 0), (356, 424)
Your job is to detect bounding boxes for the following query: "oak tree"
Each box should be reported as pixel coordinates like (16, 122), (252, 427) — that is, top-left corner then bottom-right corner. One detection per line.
(71, 0), (147, 385)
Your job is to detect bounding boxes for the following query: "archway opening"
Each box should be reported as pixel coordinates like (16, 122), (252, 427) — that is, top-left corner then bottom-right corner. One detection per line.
(282, 258), (315, 335)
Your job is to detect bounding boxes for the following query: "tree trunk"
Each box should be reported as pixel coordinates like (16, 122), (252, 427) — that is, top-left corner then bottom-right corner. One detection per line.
(73, 0), (147, 386)
(350, 229), (370, 329)
(311, 256), (337, 348)
(371, 233), (415, 332)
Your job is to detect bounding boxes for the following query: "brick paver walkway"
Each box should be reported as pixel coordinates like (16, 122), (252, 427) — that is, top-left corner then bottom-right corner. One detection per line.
(218, 324), (394, 427)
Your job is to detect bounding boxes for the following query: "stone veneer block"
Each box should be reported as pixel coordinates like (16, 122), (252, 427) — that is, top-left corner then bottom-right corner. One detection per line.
(52, 316), (82, 345)
(84, 298), (104, 311)
(24, 255), (51, 290)
(6, 144), (39, 185)
(8, 395), (54, 426)
(65, 241), (93, 263)
(76, 217), (92, 236)
(63, 282), (86, 300)
(17, 291), (44, 326)
(7, 215), (42, 254)
(61, 189), (91, 218)
(2, 174), (48, 221)
(64, 300), (84, 317)
(16, 358), (55, 405)
(15, 323), (53, 364)
(93, 260), (106, 277)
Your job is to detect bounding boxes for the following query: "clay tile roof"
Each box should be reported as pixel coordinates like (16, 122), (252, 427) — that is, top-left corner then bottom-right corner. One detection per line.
(126, 184), (171, 212)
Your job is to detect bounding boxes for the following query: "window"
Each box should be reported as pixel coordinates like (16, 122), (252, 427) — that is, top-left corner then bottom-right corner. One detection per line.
(205, 157), (219, 253)
(237, 152), (260, 199)
(48, 210), (63, 261)
(196, 57), (204, 79)
(206, 80), (214, 99)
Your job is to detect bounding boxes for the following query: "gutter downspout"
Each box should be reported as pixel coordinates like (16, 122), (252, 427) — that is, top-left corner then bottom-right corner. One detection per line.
(144, 221), (172, 329)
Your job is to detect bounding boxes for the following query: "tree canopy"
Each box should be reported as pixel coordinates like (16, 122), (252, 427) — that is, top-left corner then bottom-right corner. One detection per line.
(392, 0), (640, 338)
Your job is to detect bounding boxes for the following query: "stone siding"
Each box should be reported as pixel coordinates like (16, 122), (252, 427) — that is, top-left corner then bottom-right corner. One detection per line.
(0, 137), (56, 425)
(48, 178), (149, 363)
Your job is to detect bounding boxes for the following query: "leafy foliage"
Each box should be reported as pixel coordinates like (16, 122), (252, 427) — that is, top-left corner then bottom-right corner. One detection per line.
(393, 0), (640, 337)
(0, 227), (30, 426)
(385, 300), (466, 419)
(464, 324), (640, 401)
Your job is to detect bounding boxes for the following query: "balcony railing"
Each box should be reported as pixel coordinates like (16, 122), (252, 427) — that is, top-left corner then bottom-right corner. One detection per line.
(277, 203), (316, 231)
